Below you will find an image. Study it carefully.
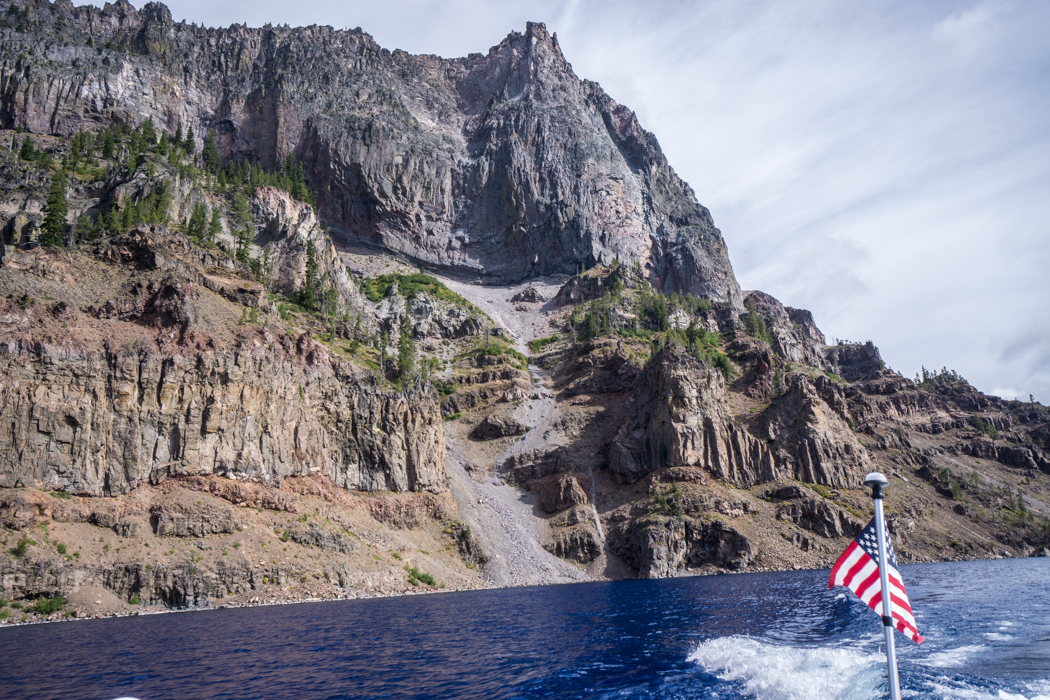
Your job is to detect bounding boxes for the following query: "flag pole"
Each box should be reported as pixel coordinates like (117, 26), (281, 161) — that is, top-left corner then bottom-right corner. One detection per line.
(865, 471), (901, 700)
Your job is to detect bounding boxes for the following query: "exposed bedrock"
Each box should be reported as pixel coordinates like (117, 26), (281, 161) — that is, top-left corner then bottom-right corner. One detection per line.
(609, 516), (757, 578)
(606, 347), (877, 489)
(610, 349), (779, 486)
(0, 3), (741, 303)
(0, 337), (446, 496)
(760, 373), (872, 489)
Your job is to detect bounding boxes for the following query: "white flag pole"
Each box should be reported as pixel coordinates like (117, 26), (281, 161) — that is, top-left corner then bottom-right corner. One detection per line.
(865, 471), (901, 700)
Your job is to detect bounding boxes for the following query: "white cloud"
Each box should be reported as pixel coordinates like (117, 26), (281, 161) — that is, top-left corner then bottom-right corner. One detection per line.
(933, 0), (1015, 53)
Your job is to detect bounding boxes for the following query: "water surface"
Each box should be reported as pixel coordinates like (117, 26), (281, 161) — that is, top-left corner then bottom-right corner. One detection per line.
(1, 558), (1047, 699)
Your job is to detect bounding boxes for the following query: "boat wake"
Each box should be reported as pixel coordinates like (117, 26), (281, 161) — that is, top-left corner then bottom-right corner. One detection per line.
(688, 635), (884, 700)
(689, 635), (1050, 700)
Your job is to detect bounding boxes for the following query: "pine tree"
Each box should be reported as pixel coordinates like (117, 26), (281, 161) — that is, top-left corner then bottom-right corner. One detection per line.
(379, 331), (389, 373)
(398, 322), (415, 384)
(299, 239), (318, 310)
(233, 191), (250, 227)
(236, 227), (253, 263)
(174, 122), (183, 148)
(127, 131), (141, 170)
(187, 202), (207, 241)
(207, 208), (222, 242)
(40, 172), (69, 246)
(183, 125), (195, 155)
(141, 116), (156, 144)
(152, 181), (173, 223)
(102, 131), (115, 160)
(105, 206), (121, 235)
(581, 311), (598, 343)
(67, 133), (82, 172)
(120, 204), (133, 234)
(202, 131), (220, 173)
(259, 247), (272, 289)
(75, 214), (93, 242)
(18, 136), (35, 161)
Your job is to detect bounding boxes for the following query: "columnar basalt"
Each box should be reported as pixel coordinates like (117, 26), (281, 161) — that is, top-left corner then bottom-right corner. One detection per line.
(0, 336), (446, 496)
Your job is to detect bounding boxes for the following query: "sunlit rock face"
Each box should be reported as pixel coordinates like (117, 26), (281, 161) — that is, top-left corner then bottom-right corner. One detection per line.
(0, 4), (741, 304)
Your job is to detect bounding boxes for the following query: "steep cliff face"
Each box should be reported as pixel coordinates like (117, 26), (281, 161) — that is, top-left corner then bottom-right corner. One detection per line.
(0, 479), (485, 612)
(0, 227), (445, 497)
(251, 185), (365, 318)
(0, 337), (445, 496)
(610, 349), (778, 486)
(604, 345), (872, 490)
(759, 373), (872, 489)
(0, 1), (741, 303)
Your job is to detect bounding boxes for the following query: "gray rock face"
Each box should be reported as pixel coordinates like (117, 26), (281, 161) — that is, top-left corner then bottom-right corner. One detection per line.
(760, 373), (872, 489)
(0, 3), (741, 304)
(610, 349), (778, 486)
(610, 516), (757, 577)
(544, 525), (601, 564)
(252, 186), (365, 318)
(0, 334), (445, 496)
(284, 523), (358, 555)
(776, 496), (862, 539)
(470, 413), (529, 441)
(151, 497), (236, 537)
(376, 289), (483, 340)
(824, 341), (886, 382)
(529, 473), (589, 513)
(745, 291), (829, 368)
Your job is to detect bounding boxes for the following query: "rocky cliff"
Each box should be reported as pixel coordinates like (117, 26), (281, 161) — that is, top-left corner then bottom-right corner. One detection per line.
(0, 233), (445, 497)
(0, 0), (741, 304)
(0, 4), (1048, 623)
(610, 348), (779, 486)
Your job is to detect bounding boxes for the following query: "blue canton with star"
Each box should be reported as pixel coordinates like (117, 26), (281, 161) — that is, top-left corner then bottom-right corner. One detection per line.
(857, 517), (898, 568)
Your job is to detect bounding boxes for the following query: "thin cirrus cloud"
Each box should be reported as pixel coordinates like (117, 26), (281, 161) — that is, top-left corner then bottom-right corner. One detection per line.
(134, 0), (1050, 402)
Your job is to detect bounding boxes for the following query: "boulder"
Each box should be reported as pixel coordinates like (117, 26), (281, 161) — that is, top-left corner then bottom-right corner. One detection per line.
(528, 474), (589, 513)
(470, 414), (529, 441)
(544, 526), (602, 564)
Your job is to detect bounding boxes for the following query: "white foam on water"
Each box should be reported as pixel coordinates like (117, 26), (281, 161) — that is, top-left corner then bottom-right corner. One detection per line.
(923, 682), (1050, 700)
(917, 644), (987, 668)
(688, 635), (884, 700)
(984, 632), (1015, 641)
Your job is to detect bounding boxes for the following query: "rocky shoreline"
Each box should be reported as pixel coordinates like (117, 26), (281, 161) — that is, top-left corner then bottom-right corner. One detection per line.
(6, 545), (1045, 630)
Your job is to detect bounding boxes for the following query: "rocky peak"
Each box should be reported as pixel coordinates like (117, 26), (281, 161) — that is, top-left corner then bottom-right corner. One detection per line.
(0, 3), (743, 304)
(453, 21), (572, 109)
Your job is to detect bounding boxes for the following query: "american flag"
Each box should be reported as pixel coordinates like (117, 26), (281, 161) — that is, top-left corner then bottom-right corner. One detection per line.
(829, 517), (924, 644)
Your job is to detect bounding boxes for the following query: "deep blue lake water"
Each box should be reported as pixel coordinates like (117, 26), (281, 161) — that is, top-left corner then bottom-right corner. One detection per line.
(1, 558), (1047, 699)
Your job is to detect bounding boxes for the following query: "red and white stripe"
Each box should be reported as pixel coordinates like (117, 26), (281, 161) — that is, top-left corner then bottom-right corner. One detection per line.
(829, 541), (924, 644)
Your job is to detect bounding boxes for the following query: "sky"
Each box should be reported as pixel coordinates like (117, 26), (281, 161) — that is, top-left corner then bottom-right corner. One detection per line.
(127, 0), (1050, 402)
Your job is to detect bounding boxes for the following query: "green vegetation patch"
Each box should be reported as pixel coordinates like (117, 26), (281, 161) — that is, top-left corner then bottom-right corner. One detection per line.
(432, 379), (457, 396)
(460, 341), (528, 371)
(527, 335), (561, 354)
(363, 273), (473, 308)
(11, 535), (35, 558)
(33, 595), (67, 615)
(404, 564), (437, 587)
(970, 414), (1000, 440)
